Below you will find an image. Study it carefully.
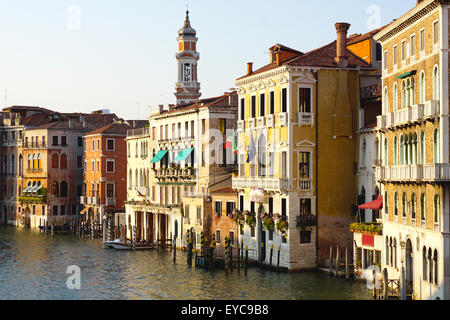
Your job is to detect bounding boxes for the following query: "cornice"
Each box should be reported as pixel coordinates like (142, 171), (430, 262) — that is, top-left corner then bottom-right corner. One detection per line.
(374, 0), (441, 43)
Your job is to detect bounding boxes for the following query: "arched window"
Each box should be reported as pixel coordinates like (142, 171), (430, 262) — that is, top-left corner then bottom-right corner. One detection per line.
(401, 80), (406, 108)
(434, 250), (438, 285)
(394, 238), (397, 268)
(404, 135), (409, 165)
(394, 192), (398, 217)
(52, 181), (59, 197)
(60, 154), (67, 169)
(11, 154), (15, 176)
(362, 139), (366, 165)
(434, 194), (440, 225)
(383, 87), (389, 113)
(420, 131), (425, 164)
(420, 71), (426, 104)
(19, 154), (23, 175)
(129, 170), (132, 189)
(400, 135), (404, 165)
(411, 193), (417, 221)
(412, 133), (418, 165)
(433, 65), (439, 100)
(386, 236), (389, 266)
(3, 155), (7, 174)
(384, 191), (389, 215)
(37, 154), (42, 169)
(257, 135), (267, 177)
(421, 193), (426, 222)
(32, 154), (37, 169)
(393, 83), (398, 111)
(384, 139), (388, 166)
(60, 181), (68, 198)
(433, 129), (439, 164)
(409, 77), (415, 106)
(394, 137), (398, 166)
(402, 193), (407, 218)
(389, 238), (393, 267)
(52, 154), (59, 169)
(428, 248), (433, 283)
(423, 247), (428, 282)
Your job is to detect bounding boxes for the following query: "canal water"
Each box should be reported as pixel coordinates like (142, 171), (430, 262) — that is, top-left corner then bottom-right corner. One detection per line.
(0, 227), (372, 300)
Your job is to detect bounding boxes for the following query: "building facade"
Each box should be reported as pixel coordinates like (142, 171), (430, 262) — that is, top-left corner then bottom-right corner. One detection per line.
(374, 0), (450, 300)
(233, 23), (377, 271)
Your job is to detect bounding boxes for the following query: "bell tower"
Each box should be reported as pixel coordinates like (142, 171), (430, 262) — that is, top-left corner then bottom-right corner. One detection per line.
(175, 10), (201, 105)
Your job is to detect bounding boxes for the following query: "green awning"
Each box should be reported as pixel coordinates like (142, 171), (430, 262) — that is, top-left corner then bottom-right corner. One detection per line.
(174, 148), (194, 162)
(396, 70), (416, 79)
(150, 150), (168, 163)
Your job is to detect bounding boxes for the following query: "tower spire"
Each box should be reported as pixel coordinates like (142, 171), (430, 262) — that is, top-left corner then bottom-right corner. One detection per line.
(175, 9), (201, 105)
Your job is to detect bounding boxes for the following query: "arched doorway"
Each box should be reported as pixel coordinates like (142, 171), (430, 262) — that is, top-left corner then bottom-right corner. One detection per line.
(405, 239), (414, 298)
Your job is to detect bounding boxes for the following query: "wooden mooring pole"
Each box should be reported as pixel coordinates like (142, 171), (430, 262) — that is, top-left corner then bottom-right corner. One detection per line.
(269, 244), (274, 272)
(277, 245), (281, 273)
(244, 246), (248, 276)
(173, 236), (177, 264)
(335, 245), (340, 277)
(329, 245), (333, 276)
(345, 247), (350, 280)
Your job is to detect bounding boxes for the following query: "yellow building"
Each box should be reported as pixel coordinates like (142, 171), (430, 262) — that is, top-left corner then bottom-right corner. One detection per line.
(374, 0), (450, 300)
(233, 23), (376, 271)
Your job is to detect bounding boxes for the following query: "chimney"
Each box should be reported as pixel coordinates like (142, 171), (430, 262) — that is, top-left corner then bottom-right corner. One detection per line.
(335, 22), (351, 67)
(247, 62), (253, 75)
(417, 0), (423, 5)
(159, 105), (164, 114)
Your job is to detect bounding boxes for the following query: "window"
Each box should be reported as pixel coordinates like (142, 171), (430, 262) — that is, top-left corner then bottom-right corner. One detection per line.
(433, 66), (439, 100)
(60, 205), (66, 216)
(60, 154), (67, 169)
(383, 51), (388, 70)
(53, 206), (58, 216)
(106, 139), (115, 151)
(270, 91), (275, 114)
(423, 247), (428, 281)
(60, 182), (68, 197)
(78, 136), (83, 147)
(401, 40), (406, 61)
(433, 21), (439, 45)
(260, 93), (265, 117)
(394, 192), (398, 217)
(420, 132), (425, 164)
(201, 119), (206, 135)
(300, 230), (312, 244)
(434, 194), (440, 224)
(229, 231), (235, 246)
(420, 72), (425, 104)
(299, 88), (311, 113)
(402, 193), (407, 218)
(421, 193), (426, 222)
(394, 137), (398, 166)
(197, 206), (201, 220)
(226, 202), (235, 216)
(52, 154), (59, 169)
(61, 136), (67, 146)
(215, 201), (222, 216)
(300, 198), (312, 216)
(411, 194), (416, 221)
(281, 151), (287, 178)
(77, 156), (82, 169)
(393, 45), (398, 66)
(281, 88), (287, 112)
(393, 83), (398, 111)
(410, 34), (416, 57)
(97, 139), (100, 150)
(240, 98), (245, 120)
(239, 195), (244, 211)
(97, 160), (100, 172)
(52, 136), (59, 146)
(216, 230), (221, 246)
(106, 160), (115, 173)
(376, 43), (382, 61)
(420, 29), (425, 52)
(384, 191), (389, 215)
(434, 250), (438, 285)
(91, 160), (95, 172)
(91, 140), (95, 151)
(299, 152), (310, 179)
(251, 96), (256, 118)
(433, 129), (439, 164)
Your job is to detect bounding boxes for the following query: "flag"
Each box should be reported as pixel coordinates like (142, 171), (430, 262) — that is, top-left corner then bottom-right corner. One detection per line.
(232, 130), (238, 155)
(246, 132), (256, 163)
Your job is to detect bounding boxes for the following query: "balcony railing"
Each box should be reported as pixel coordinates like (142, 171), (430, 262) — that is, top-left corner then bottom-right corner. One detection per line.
(127, 127), (150, 137)
(248, 118), (255, 130)
(360, 83), (382, 99)
(106, 198), (116, 206)
(232, 177), (289, 192)
(298, 179), (312, 190)
(155, 168), (195, 181)
(23, 142), (47, 149)
(376, 164), (450, 182)
(378, 101), (440, 130)
(298, 112), (314, 126)
(256, 116), (265, 128)
(237, 120), (245, 131)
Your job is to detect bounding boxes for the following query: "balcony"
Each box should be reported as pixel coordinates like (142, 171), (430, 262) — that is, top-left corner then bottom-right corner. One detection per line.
(377, 115), (386, 130)
(298, 112), (314, 126)
(23, 142), (47, 149)
(376, 164), (450, 182)
(248, 118), (255, 130)
(237, 120), (245, 132)
(278, 113), (288, 127)
(127, 127), (150, 137)
(256, 116), (265, 128)
(232, 177), (289, 193)
(298, 179), (313, 190)
(80, 196), (86, 204)
(155, 168), (195, 181)
(87, 197), (92, 205)
(423, 164), (450, 181)
(266, 114), (274, 128)
(424, 100), (440, 119)
(106, 198), (116, 206)
(411, 104), (425, 121)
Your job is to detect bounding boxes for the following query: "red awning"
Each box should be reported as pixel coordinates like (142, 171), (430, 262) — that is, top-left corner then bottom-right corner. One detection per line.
(358, 196), (383, 210)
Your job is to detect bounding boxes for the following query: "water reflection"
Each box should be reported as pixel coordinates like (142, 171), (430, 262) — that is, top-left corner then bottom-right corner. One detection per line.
(0, 227), (372, 300)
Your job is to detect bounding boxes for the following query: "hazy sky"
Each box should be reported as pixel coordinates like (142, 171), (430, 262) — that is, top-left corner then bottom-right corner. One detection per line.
(0, 0), (410, 120)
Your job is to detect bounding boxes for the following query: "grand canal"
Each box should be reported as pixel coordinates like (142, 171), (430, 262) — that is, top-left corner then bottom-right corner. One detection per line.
(0, 227), (372, 300)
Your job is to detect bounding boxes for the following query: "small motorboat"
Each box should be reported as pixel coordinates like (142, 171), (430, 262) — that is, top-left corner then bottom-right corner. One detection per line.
(104, 238), (129, 248)
(110, 241), (154, 251)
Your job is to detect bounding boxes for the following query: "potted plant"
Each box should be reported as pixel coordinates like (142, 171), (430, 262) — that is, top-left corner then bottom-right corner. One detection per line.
(262, 215), (275, 232)
(232, 209), (244, 225)
(276, 218), (289, 238)
(245, 211), (256, 228)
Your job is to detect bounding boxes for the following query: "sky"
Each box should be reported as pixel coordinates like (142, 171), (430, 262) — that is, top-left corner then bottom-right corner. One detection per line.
(0, 0), (410, 120)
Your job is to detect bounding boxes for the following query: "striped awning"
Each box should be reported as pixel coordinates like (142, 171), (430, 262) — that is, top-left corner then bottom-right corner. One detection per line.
(174, 148), (194, 162)
(396, 70), (416, 79)
(150, 150), (168, 163)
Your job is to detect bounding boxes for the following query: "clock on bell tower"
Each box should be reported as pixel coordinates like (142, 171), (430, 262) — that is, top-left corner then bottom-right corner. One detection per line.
(175, 10), (201, 105)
